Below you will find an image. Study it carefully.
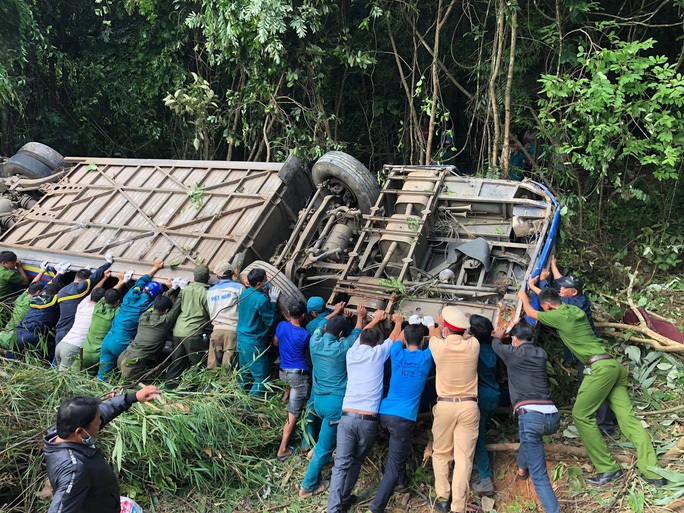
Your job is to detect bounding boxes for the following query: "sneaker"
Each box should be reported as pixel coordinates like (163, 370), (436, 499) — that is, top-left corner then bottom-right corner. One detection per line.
(472, 477), (494, 495)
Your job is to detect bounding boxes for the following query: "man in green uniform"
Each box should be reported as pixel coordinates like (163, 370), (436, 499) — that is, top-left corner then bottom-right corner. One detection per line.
(118, 280), (182, 381)
(0, 251), (29, 301)
(81, 284), (124, 374)
(236, 268), (281, 396)
(166, 266), (210, 381)
(518, 288), (665, 487)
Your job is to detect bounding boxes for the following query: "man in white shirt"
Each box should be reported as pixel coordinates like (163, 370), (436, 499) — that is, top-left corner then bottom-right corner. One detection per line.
(207, 261), (245, 369)
(326, 312), (403, 513)
(55, 288), (107, 370)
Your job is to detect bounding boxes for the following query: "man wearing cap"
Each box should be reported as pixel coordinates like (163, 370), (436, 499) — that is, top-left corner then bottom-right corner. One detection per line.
(528, 256), (616, 436)
(518, 288), (665, 487)
(166, 265), (212, 381)
(492, 323), (560, 513)
(97, 261), (165, 379)
(428, 306), (480, 513)
(206, 261), (245, 369)
(306, 297), (328, 335)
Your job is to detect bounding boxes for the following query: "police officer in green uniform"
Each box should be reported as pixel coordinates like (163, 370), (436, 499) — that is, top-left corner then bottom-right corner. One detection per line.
(0, 251), (29, 300)
(518, 288), (666, 487)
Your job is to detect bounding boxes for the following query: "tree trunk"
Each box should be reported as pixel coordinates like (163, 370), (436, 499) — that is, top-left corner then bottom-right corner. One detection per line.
(499, 6), (518, 179)
(488, 0), (505, 170)
(425, 0), (458, 164)
(387, 16), (425, 165)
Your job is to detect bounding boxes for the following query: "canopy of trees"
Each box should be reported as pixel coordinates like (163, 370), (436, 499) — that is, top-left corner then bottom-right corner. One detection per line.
(1, 0), (683, 272)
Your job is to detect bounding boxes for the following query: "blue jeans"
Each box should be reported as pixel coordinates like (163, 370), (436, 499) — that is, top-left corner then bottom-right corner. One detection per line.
(237, 341), (270, 396)
(474, 396), (499, 480)
(301, 394), (344, 491)
(517, 412), (561, 513)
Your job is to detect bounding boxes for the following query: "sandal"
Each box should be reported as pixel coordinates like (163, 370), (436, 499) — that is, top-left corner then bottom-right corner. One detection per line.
(277, 446), (296, 462)
(299, 480), (328, 498)
(516, 467), (530, 480)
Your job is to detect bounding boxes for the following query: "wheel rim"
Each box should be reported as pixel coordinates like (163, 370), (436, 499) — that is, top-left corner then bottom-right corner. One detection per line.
(326, 178), (358, 208)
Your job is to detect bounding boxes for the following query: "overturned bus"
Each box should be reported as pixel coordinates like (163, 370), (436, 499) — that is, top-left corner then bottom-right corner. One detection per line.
(0, 143), (559, 326)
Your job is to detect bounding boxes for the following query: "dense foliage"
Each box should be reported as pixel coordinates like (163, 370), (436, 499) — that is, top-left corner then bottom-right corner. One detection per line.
(1, 1), (683, 275)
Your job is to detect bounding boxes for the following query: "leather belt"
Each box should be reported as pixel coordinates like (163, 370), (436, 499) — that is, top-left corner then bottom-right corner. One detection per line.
(342, 411), (379, 421)
(516, 408), (557, 417)
(437, 396), (478, 403)
(585, 354), (612, 367)
(280, 368), (309, 375)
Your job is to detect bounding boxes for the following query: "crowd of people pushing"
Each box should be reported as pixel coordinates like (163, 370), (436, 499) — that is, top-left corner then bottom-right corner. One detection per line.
(0, 249), (667, 513)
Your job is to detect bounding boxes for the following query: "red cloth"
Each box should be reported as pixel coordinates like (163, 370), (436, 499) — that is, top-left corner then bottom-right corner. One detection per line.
(623, 307), (684, 344)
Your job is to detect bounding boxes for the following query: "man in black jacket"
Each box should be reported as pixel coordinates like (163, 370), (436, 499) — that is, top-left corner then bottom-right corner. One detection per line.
(492, 323), (560, 513)
(43, 385), (160, 513)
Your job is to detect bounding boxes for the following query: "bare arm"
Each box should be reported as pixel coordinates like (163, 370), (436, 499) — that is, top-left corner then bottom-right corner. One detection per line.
(31, 270), (46, 284)
(326, 301), (346, 319)
(388, 313), (404, 341)
(14, 260), (29, 286)
(517, 291), (539, 320)
(355, 305), (368, 330)
(94, 270), (110, 290)
(528, 275), (542, 295)
(429, 313), (443, 339)
(550, 255), (562, 280)
(113, 271), (128, 291)
(147, 260), (164, 278)
(364, 309), (387, 330)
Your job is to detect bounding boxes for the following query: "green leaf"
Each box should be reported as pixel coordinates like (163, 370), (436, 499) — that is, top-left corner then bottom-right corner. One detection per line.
(625, 345), (641, 362)
(86, 162), (98, 171)
(645, 466), (684, 484)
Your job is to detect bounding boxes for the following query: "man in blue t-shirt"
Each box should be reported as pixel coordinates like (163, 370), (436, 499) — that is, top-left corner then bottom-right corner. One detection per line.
(274, 300), (311, 461)
(367, 318), (434, 513)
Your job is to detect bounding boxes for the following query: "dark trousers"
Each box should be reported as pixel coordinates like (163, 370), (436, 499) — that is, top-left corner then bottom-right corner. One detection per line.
(369, 414), (414, 513)
(517, 412), (561, 513)
(327, 414), (380, 513)
(165, 334), (207, 381)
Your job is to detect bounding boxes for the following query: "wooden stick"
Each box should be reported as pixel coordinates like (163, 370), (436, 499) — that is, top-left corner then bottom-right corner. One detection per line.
(596, 325), (684, 353)
(485, 443), (675, 466)
(485, 442), (635, 464)
(663, 435), (684, 460)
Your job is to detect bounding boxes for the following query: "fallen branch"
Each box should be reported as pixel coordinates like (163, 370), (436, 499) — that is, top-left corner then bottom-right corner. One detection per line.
(486, 443), (674, 466)
(596, 271), (684, 353)
(596, 325), (684, 353)
(486, 443), (635, 464)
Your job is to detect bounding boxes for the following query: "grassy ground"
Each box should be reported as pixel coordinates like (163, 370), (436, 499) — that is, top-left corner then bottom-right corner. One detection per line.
(1, 328), (682, 513)
(1, 261), (683, 513)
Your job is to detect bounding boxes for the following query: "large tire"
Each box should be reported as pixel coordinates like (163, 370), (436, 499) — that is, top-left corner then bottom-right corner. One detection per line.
(312, 151), (381, 213)
(241, 260), (306, 313)
(17, 142), (66, 170)
(1, 154), (53, 179)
